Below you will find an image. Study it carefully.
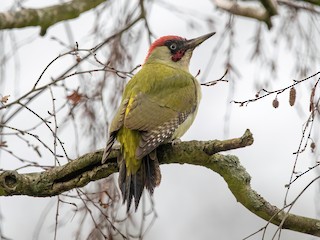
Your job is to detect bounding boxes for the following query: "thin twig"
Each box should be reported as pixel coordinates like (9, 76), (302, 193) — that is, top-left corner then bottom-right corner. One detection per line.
(201, 69), (229, 86)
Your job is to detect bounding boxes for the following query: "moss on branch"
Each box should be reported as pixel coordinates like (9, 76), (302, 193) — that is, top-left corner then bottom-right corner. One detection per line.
(0, 129), (319, 237)
(0, 0), (106, 35)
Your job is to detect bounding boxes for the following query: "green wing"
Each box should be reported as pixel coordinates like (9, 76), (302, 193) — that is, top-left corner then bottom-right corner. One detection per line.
(124, 93), (178, 131)
(104, 63), (200, 161)
(123, 64), (199, 158)
(101, 98), (129, 163)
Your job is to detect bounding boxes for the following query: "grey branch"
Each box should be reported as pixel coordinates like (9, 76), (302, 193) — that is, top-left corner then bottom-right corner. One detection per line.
(260, 0), (278, 17)
(278, 0), (320, 13)
(0, 0), (106, 35)
(212, 0), (277, 28)
(0, 129), (319, 237)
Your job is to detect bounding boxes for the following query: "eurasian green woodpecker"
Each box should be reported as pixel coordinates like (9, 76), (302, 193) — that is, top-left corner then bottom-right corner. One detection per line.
(102, 32), (215, 211)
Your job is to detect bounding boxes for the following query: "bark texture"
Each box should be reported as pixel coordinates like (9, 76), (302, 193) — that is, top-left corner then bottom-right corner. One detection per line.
(0, 129), (320, 237)
(0, 0), (106, 35)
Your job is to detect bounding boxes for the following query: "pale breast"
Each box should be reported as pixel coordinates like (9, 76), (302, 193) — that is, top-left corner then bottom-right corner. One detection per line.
(171, 78), (201, 140)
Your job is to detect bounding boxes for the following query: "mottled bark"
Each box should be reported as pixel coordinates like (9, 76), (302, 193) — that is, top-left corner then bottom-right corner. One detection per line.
(0, 0), (106, 35)
(212, 0), (318, 28)
(0, 129), (319, 237)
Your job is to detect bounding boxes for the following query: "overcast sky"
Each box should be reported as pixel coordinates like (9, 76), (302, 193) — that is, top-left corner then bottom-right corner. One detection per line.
(0, 1), (318, 240)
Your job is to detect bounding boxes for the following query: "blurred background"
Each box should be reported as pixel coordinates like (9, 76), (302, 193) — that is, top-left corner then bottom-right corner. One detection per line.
(0, 0), (320, 239)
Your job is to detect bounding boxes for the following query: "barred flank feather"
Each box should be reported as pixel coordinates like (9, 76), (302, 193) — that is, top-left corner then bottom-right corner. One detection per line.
(118, 150), (161, 212)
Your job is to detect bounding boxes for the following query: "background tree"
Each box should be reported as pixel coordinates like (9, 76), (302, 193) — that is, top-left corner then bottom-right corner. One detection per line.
(0, 0), (319, 239)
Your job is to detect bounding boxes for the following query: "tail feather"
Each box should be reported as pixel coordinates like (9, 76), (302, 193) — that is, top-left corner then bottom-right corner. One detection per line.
(118, 150), (161, 212)
(133, 173), (144, 209)
(144, 151), (161, 193)
(102, 133), (116, 164)
(118, 154), (126, 195)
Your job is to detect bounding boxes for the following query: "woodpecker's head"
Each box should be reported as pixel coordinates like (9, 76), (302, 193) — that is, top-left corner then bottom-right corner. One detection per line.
(144, 32), (215, 71)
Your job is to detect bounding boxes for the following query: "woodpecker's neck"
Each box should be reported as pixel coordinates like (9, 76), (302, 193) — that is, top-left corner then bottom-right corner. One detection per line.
(144, 46), (192, 72)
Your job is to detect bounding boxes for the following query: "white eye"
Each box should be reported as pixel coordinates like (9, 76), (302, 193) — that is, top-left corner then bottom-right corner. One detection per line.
(169, 43), (177, 51)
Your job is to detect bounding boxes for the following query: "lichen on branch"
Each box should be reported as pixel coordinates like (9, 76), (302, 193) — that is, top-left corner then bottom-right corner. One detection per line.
(0, 0), (106, 35)
(0, 129), (319, 237)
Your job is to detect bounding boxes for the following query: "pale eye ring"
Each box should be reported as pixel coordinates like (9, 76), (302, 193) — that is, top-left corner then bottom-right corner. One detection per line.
(169, 43), (177, 51)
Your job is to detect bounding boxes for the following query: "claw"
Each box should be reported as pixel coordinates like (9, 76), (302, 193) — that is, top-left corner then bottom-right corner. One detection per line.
(171, 138), (181, 145)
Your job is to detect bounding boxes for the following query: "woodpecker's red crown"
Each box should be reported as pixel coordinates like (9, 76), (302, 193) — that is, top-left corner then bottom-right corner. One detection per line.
(145, 35), (186, 62)
(144, 32), (215, 63)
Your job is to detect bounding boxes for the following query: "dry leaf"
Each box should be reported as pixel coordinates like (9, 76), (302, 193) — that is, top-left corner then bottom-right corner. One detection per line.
(67, 90), (82, 105)
(1, 95), (10, 103)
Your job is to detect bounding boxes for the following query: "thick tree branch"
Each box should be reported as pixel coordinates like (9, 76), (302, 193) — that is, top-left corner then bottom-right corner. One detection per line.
(0, 129), (319, 237)
(212, 0), (279, 29)
(260, 0), (278, 17)
(212, 0), (273, 28)
(0, 0), (106, 35)
(304, 0), (320, 6)
(212, 0), (320, 28)
(278, 0), (320, 13)
(0, 129), (253, 197)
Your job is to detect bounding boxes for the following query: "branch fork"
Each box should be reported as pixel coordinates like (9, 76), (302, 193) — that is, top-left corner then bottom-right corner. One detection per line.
(0, 129), (319, 237)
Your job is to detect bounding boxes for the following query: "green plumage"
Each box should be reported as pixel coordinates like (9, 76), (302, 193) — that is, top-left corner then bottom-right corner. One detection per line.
(105, 62), (200, 210)
(101, 31), (216, 211)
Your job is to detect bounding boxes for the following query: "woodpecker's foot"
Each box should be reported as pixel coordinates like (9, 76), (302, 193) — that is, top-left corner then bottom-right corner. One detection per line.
(171, 138), (181, 145)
